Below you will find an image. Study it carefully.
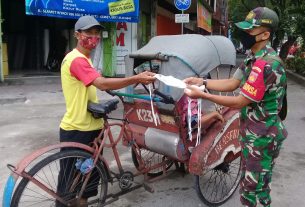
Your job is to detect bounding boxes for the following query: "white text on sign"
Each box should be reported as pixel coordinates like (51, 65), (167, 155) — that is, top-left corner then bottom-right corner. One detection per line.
(175, 14), (190, 23)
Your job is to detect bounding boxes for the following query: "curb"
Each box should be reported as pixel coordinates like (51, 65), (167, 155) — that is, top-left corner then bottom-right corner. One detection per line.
(0, 96), (27, 105)
(0, 76), (60, 105)
(286, 70), (305, 88)
(1, 76), (61, 86)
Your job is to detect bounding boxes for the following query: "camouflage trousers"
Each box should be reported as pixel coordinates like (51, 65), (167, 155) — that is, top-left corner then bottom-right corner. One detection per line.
(239, 133), (286, 207)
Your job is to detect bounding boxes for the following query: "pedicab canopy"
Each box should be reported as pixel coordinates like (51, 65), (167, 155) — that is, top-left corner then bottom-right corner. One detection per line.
(125, 34), (236, 102)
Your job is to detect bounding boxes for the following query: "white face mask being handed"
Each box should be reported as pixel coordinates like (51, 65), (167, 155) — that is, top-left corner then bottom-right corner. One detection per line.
(154, 74), (187, 89)
(155, 74), (206, 91)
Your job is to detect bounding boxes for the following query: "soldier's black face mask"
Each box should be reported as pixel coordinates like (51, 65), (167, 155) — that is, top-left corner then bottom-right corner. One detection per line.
(239, 30), (265, 50)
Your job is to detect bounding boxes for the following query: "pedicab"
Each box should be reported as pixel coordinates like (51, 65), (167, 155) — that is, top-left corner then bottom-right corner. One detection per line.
(115, 34), (241, 206)
(3, 34), (241, 207)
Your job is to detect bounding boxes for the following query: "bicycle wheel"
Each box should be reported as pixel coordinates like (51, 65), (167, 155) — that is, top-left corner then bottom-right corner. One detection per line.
(195, 155), (241, 206)
(11, 150), (108, 207)
(131, 147), (174, 177)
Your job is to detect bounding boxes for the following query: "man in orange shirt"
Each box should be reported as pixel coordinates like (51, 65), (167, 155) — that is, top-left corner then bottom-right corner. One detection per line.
(57, 15), (155, 206)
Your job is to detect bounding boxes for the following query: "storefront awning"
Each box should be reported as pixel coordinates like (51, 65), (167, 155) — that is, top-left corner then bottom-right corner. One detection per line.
(25, 0), (139, 22)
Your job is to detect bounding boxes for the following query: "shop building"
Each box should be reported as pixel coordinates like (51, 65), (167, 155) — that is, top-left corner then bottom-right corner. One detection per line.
(0, 0), (228, 82)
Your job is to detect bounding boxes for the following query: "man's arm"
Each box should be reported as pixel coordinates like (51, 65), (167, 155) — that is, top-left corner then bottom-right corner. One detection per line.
(70, 57), (155, 90)
(201, 111), (224, 130)
(92, 71), (155, 91)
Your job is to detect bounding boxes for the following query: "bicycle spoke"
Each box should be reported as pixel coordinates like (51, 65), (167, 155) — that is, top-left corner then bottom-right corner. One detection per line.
(22, 198), (54, 207)
(23, 187), (51, 200)
(48, 163), (57, 190)
(20, 193), (52, 201)
(65, 162), (79, 193)
(208, 172), (217, 200)
(204, 170), (217, 191)
(63, 161), (77, 192)
(217, 172), (224, 198)
(222, 174), (230, 194)
(36, 168), (54, 192)
(60, 159), (69, 193)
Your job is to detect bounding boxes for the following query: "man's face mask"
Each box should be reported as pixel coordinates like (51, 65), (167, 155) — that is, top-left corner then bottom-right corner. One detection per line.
(79, 33), (100, 50)
(239, 30), (265, 50)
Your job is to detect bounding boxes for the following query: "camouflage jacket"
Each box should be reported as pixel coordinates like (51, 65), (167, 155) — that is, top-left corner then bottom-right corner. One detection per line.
(233, 44), (288, 138)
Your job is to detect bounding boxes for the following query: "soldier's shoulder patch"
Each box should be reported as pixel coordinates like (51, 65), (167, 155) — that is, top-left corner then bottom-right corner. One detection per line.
(241, 59), (267, 102)
(248, 71), (259, 83)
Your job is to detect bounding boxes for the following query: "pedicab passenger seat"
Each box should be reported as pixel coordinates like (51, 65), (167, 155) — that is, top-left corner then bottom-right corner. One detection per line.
(88, 99), (119, 119)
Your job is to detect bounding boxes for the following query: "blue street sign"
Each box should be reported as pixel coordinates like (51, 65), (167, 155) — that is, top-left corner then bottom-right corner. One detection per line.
(174, 0), (191, 11)
(25, 0), (139, 22)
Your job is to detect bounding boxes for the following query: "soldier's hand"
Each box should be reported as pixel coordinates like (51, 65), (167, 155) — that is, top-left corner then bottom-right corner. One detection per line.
(184, 85), (206, 99)
(183, 77), (203, 86)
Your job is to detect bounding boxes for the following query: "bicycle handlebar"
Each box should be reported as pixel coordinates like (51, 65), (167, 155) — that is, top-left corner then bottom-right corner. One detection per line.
(106, 90), (174, 104)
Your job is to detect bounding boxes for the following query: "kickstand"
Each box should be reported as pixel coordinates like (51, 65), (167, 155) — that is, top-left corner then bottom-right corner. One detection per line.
(143, 182), (154, 193)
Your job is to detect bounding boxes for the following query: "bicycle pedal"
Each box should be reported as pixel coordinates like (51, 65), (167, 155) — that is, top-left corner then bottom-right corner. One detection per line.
(143, 183), (154, 193)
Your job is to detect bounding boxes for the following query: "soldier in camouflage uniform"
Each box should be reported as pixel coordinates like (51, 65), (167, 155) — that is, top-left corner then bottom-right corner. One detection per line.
(184, 7), (287, 207)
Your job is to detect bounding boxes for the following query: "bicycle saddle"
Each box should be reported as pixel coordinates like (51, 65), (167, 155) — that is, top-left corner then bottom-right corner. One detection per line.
(88, 99), (119, 118)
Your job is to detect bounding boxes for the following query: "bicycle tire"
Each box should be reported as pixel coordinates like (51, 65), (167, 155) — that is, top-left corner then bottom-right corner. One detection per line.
(131, 147), (174, 177)
(195, 156), (241, 206)
(11, 150), (108, 207)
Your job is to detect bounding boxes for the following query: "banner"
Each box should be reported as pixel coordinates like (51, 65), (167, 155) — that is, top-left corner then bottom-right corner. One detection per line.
(116, 22), (133, 75)
(25, 0), (139, 22)
(197, 1), (212, 33)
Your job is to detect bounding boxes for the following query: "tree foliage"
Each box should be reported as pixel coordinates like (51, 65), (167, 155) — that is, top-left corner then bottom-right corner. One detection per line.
(228, 0), (305, 59)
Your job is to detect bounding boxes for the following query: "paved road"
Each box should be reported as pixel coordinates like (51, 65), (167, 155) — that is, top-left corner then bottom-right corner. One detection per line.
(0, 64), (304, 206)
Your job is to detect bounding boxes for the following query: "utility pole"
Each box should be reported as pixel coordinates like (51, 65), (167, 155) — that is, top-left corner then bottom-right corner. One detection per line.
(181, 10), (184, 34)
(151, 0), (157, 38)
